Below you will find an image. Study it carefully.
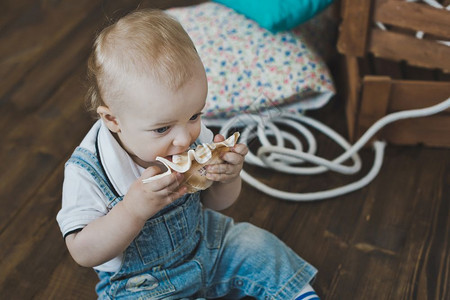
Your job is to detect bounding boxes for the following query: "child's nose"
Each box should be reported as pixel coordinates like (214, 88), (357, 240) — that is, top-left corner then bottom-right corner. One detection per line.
(172, 128), (191, 148)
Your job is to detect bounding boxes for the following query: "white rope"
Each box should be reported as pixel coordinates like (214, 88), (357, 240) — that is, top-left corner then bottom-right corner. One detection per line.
(219, 97), (450, 201)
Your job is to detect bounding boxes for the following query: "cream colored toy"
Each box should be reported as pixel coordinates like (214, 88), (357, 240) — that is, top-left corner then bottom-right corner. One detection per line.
(142, 132), (240, 193)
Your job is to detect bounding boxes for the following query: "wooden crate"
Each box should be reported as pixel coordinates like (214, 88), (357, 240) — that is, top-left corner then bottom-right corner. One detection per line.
(337, 0), (450, 147)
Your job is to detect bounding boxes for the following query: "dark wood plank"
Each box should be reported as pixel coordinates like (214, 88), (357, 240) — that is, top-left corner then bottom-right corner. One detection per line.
(0, 0), (100, 104)
(0, 0), (150, 133)
(388, 80), (450, 111)
(369, 29), (450, 71)
(337, 0), (373, 56)
(357, 76), (391, 140)
(374, 1), (450, 40)
(343, 55), (361, 142)
(0, 161), (98, 299)
(0, 0), (36, 31)
(0, 66), (94, 234)
(382, 115), (450, 147)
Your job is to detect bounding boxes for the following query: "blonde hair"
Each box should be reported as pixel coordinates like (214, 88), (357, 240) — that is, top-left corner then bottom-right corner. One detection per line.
(86, 9), (201, 115)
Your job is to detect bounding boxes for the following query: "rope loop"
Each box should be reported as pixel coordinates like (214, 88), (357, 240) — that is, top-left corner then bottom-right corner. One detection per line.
(218, 98), (450, 201)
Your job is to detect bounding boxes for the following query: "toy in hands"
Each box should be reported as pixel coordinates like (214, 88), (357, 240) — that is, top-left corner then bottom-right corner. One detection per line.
(142, 132), (240, 193)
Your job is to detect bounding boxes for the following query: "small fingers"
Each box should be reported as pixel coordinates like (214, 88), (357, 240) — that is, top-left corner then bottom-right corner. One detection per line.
(220, 153), (242, 165)
(165, 175), (186, 194)
(221, 151), (247, 166)
(141, 166), (162, 179)
(232, 143), (249, 156)
(205, 171), (238, 182)
(173, 185), (188, 198)
(151, 179), (187, 204)
(144, 172), (184, 192)
(163, 184), (188, 201)
(206, 163), (237, 176)
(213, 134), (225, 143)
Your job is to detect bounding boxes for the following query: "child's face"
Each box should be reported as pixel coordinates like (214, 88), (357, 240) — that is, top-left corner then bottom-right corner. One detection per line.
(100, 62), (208, 169)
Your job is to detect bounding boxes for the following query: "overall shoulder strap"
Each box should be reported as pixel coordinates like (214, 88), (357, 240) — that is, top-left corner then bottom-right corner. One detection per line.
(66, 145), (123, 210)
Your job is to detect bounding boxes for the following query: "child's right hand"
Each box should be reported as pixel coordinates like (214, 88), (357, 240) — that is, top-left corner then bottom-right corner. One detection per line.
(122, 166), (187, 222)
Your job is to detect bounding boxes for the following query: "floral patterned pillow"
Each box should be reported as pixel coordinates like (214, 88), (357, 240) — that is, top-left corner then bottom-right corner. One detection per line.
(166, 2), (335, 120)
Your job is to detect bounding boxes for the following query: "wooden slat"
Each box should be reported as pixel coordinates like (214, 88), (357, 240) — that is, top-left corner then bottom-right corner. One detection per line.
(337, 0), (373, 56)
(382, 115), (450, 147)
(374, 1), (450, 40)
(343, 56), (362, 141)
(388, 79), (450, 112)
(356, 76), (392, 140)
(355, 78), (450, 147)
(369, 28), (450, 72)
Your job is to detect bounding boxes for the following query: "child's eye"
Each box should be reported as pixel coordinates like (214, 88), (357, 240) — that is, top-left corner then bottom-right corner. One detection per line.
(190, 113), (202, 121)
(153, 126), (170, 134)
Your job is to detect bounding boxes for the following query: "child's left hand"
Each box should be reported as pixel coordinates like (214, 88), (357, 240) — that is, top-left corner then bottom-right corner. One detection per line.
(205, 134), (248, 184)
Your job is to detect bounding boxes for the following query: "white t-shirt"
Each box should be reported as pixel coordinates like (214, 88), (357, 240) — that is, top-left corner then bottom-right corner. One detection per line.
(56, 119), (213, 272)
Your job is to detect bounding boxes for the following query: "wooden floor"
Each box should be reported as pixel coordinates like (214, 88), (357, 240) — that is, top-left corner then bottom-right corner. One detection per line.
(1, 1), (449, 299)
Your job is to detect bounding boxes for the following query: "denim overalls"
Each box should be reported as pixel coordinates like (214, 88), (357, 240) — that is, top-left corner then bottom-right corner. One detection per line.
(67, 140), (317, 300)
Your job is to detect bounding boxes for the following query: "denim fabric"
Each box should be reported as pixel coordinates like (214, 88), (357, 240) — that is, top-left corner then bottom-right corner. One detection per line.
(70, 146), (317, 300)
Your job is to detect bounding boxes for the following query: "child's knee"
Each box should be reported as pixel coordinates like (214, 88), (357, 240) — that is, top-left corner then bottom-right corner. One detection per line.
(226, 222), (278, 253)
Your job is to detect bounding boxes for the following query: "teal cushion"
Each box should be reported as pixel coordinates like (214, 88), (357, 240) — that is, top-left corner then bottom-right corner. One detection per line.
(213, 0), (334, 32)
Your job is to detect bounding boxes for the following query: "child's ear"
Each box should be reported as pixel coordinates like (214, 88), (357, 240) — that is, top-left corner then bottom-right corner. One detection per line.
(97, 106), (121, 133)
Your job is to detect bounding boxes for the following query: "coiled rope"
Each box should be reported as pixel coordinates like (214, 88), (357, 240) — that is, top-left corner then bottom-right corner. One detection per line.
(219, 97), (450, 201)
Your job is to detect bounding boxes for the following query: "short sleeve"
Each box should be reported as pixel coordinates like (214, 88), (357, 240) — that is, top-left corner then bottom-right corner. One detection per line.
(56, 163), (110, 237)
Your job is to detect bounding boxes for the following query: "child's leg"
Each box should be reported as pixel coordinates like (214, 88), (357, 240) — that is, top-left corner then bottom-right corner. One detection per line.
(202, 220), (317, 300)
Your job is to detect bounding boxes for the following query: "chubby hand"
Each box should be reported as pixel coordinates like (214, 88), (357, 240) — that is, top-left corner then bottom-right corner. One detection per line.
(205, 134), (248, 184)
(122, 166), (187, 222)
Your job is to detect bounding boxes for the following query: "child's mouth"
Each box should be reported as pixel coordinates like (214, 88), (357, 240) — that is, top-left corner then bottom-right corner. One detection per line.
(163, 149), (190, 162)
